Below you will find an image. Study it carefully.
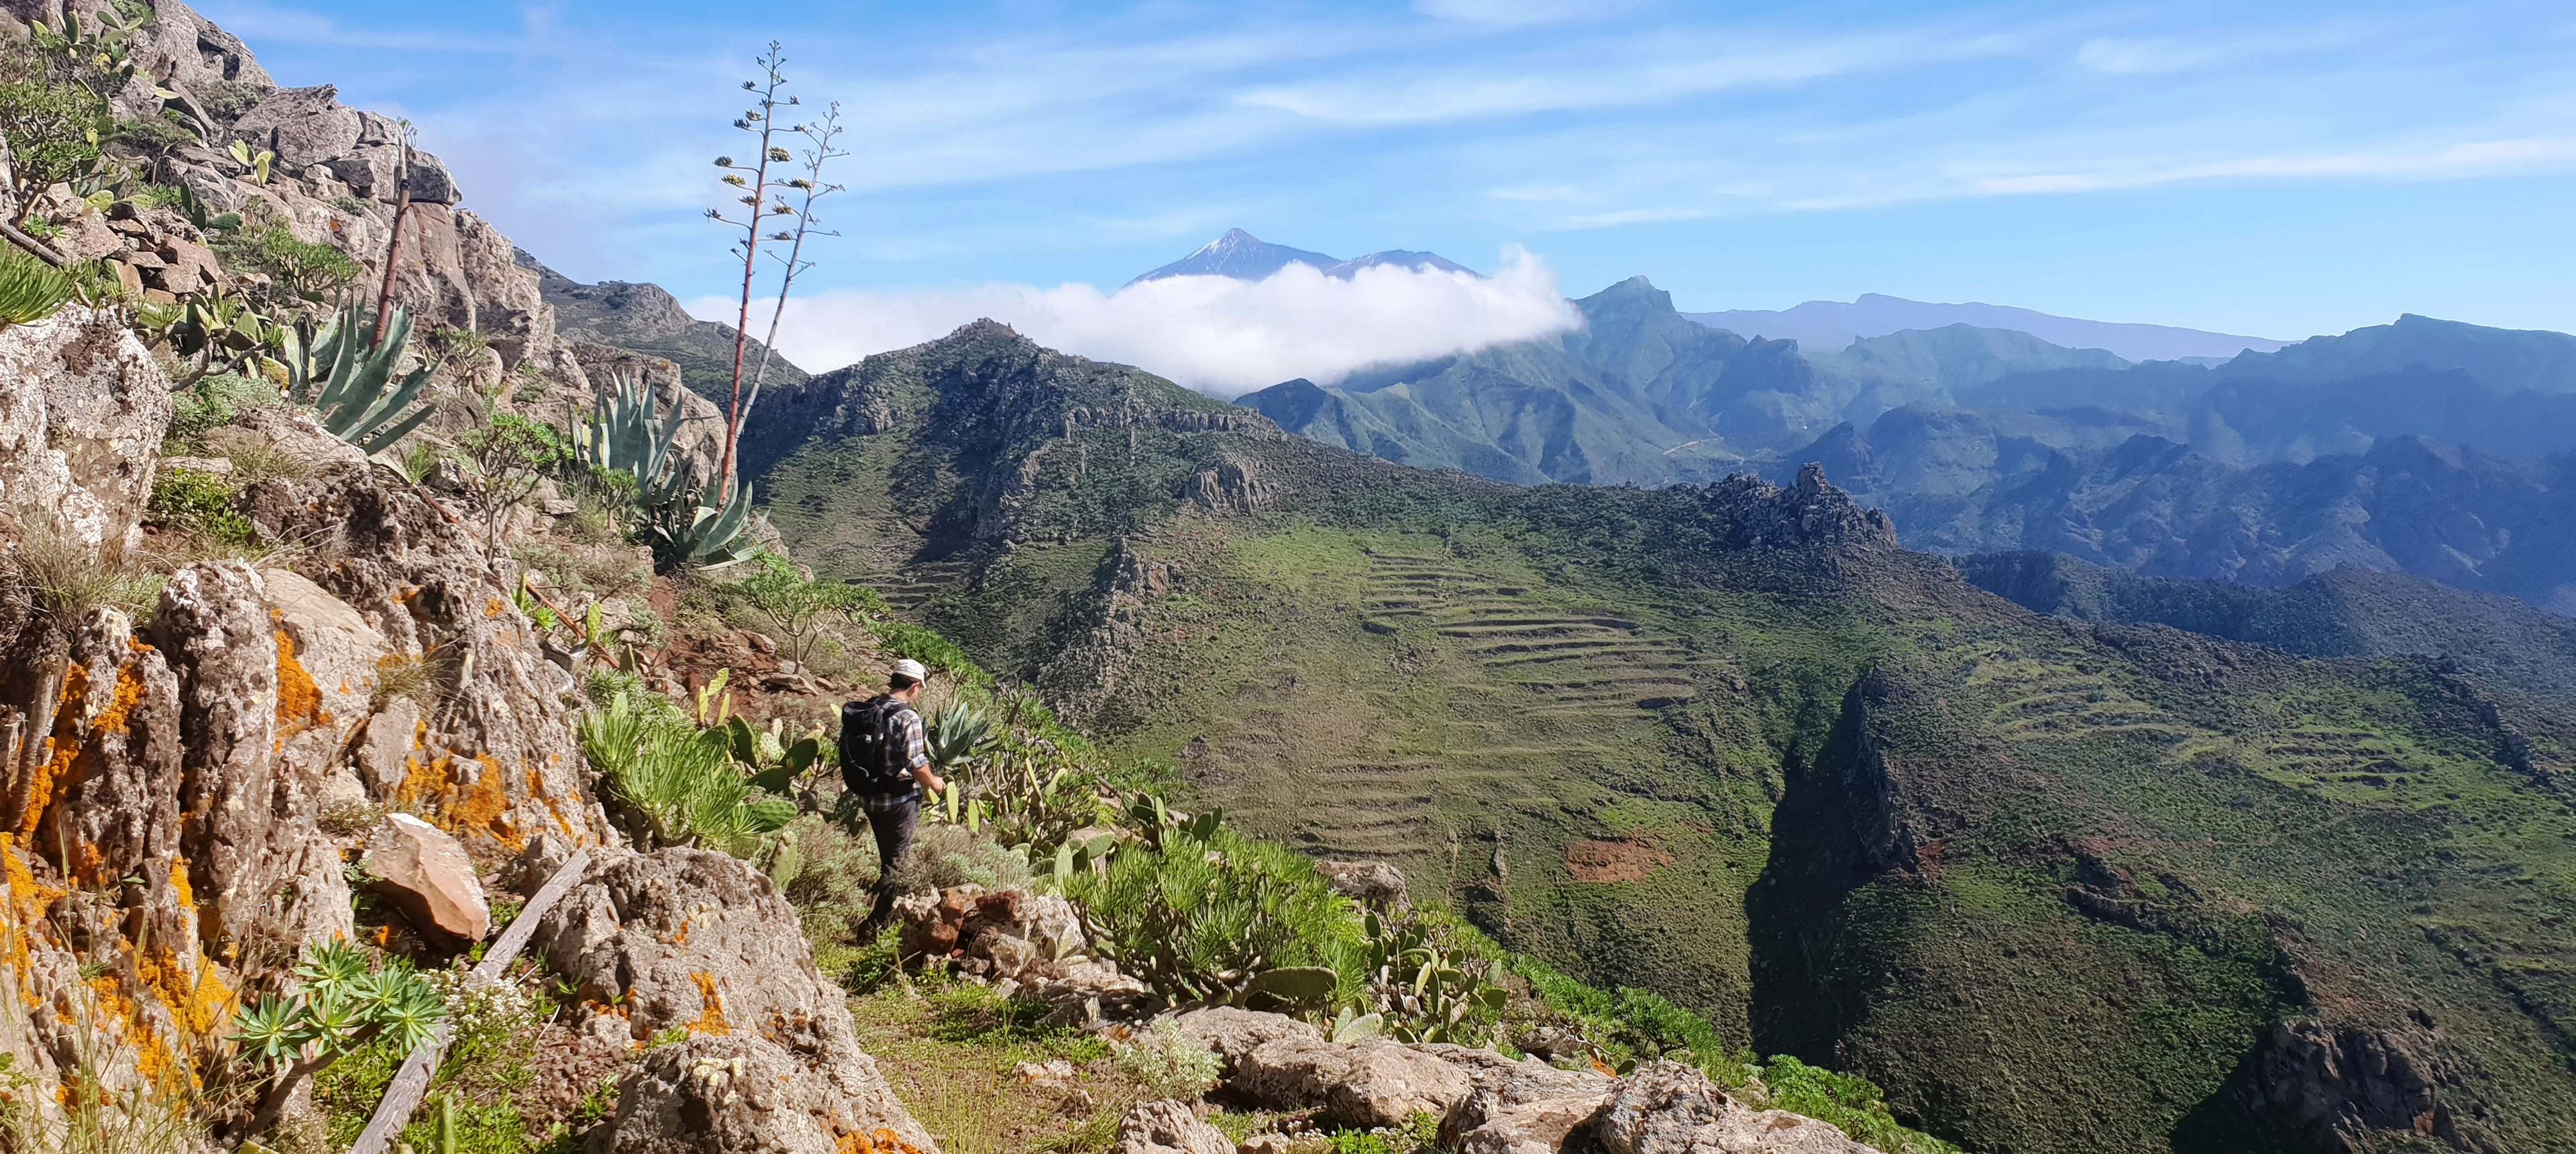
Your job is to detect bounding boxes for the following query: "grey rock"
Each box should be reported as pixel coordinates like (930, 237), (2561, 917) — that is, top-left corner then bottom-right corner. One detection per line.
(0, 305), (171, 554)
(1112, 1100), (1234, 1154)
(1595, 1063), (1880, 1154)
(229, 85), (362, 169)
(604, 1033), (938, 1154)
(1316, 859), (1408, 907)
(1173, 1006), (1323, 1076)
(537, 848), (936, 1152)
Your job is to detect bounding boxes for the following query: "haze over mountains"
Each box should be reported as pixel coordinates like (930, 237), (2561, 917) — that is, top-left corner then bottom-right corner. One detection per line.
(1684, 293), (2290, 362)
(1094, 231), (2576, 617)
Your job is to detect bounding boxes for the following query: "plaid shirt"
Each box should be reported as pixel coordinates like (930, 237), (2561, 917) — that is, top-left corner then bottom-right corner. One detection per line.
(858, 702), (929, 811)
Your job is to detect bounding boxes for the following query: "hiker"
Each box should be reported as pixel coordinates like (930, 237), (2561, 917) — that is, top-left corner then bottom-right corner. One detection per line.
(843, 658), (947, 937)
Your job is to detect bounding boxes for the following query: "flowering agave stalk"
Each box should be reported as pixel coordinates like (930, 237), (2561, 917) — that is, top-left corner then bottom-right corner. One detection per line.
(708, 42), (802, 504)
(230, 938), (446, 1138)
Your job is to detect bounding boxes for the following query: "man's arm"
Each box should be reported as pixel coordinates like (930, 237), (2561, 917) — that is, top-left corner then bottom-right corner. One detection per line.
(902, 708), (944, 795)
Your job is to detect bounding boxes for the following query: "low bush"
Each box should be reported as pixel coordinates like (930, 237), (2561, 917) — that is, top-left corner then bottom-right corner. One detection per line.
(1066, 822), (1363, 1006)
(1112, 1018), (1220, 1101)
(146, 467), (254, 546)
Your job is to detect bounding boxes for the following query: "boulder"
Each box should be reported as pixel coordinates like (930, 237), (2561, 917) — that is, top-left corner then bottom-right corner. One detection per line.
(1227, 1034), (1474, 1131)
(533, 848), (935, 1153)
(1112, 1100), (1234, 1154)
(1316, 859), (1408, 907)
(363, 812), (490, 947)
(1425, 1043), (1617, 1153)
(0, 305), (171, 554)
(229, 85), (362, 169)
(1174, 1006), (1323, 1075)
(604, 1034), (936, 1154)
(1593, 1063), (1881, 1154)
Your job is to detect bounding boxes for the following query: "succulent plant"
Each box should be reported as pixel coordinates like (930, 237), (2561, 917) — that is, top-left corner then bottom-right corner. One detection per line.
(280, 302), (439, 454)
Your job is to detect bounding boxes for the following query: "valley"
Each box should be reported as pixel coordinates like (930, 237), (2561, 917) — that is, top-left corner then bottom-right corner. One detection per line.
(746, 319), (2576, 1153)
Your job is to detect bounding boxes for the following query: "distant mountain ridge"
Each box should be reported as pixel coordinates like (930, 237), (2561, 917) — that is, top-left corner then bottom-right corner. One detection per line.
(1683, 293), (2288, 362)
(1126, 228), (1480, 285)
(516, 248), (810, 403)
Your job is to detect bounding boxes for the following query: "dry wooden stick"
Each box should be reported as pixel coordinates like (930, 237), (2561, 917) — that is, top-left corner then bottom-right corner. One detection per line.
(347, 848), (592, 1154)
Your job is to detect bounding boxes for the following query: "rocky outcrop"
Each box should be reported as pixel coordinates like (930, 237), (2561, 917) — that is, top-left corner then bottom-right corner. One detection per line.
(2240, 1018), (2500, 1153)
(1173, 1007), (1474, 1129)
(1593, 1063), (1880, 1154)
(1316, 859), (1408, 908)
(1172, 1010), (1883, 1154)
(895, 882), (1154, 1022)
(1110, 1100), (1234, 1154)
(237, 448), (616, 856)
(1690, 464), (1898, 554)
(0, 306), (170, 554)
(533, 847), (938, 1153)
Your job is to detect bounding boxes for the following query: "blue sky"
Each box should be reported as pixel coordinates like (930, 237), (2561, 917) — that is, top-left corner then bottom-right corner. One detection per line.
(199, 0), (2576, 366)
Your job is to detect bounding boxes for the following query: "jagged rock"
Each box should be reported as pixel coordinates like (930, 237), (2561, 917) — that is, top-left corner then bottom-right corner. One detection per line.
(2241, 1018), (2498, 1153)
(0, 305), (170, 554)
(229, 85), (361, 170)
(604, 1033), (937, 1154)
(1112, 1100), (1234, 1154)
(239, 458), (615, 855)
(1424, 1043), (1617, 1153)
(535, 848), (936, 1151)
(152, 562), (356, 960)
(1316, 859), (1407, 907)
(363, 812), (490, 947)
(232, 406), (369, 472)
(1593, 1062), (1880, 1154)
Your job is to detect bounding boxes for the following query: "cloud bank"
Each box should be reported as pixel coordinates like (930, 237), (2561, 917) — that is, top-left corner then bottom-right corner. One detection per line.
(704, 248), (1581, 397)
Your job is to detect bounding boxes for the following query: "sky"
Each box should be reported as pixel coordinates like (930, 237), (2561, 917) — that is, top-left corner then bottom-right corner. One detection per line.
(197, 0), (2576, 384)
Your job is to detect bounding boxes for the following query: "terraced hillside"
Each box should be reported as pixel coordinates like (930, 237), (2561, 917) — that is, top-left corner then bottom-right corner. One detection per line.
(745, 322), (2576, 1154)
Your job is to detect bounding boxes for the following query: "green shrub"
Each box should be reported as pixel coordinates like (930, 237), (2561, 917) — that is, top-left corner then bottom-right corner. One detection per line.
(1112, 1018), (1220, 1101)
(578, 691), (794, 855)
(217, 224), (360, 303)
(1754, 1055), (1963, 1154)
(874, 620), (989, 686)
(1066, 822), (1362, 1004)
(146, 466), (254, 545)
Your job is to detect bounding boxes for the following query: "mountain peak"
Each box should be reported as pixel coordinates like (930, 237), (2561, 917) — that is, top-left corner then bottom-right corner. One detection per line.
(1128, 231), (1480, 284)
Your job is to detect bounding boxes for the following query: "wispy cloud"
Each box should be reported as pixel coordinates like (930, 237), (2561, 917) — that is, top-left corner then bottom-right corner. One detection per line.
(705, 248), (1582, 394)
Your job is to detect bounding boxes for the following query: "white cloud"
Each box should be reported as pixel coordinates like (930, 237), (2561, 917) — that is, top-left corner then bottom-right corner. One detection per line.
(701, 248), (1582, 397)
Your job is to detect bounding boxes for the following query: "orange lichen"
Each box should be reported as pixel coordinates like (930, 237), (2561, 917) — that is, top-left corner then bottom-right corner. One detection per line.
(0, 835), (61, 1008)
(447, 755), (517, 845)
(840, 1129), (927, 1154)
(685, 972), (730, 1036)
(136, 941), (231, 1036)
(274, 630), (325, 734)
(485, 597), (506, 618)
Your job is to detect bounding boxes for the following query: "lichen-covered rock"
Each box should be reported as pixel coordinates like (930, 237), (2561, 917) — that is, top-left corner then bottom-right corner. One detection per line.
(0, 305), (170, 554)
(604, 1034), (935, 1154)
(362, 812), (490, 947)
(534, 848), (936, 1152)
(239, 459), (614, 855)
(1111, 1100), (1234, 1154)
(1424, 1044), (1616, 1154)
(260, 566), (388, 743)
(1594, 1063), (1881, 1154)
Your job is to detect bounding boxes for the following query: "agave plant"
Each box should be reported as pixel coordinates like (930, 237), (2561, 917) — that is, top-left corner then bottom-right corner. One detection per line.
(648, 472), (761, 570)
(572, 371), (764, 570)
(282, 302), (440, 453)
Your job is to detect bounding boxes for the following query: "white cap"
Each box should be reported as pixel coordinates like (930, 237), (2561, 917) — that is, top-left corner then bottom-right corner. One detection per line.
(891, 658), (928, 682)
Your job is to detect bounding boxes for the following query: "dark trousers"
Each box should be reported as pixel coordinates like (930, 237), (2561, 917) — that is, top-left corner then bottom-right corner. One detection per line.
(859, 794), (918, 935)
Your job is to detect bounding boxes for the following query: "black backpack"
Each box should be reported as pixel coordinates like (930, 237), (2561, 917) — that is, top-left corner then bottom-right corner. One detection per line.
(840, 695), (918, 795)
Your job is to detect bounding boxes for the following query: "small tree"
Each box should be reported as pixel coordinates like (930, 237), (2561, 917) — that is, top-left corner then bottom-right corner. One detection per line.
(461, 413), (569, 551)
(739, 552), (883, 670)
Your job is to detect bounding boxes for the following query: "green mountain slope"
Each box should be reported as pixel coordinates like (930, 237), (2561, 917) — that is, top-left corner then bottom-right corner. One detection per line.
(745, 321), (2576, 1154)
(1963, 552), (2576, 699)
(1236, 278), (2149, 488)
